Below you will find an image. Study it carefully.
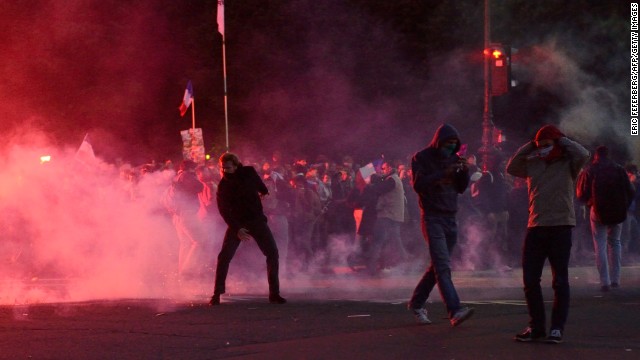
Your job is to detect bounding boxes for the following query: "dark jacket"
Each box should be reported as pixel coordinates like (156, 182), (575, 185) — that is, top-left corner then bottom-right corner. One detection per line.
(577, 158), (635, 225)
(217, 165), (269, 233)
(353, 175), (383, 236)
(411, 124), (469, 217)
(471, 171), (510, 214)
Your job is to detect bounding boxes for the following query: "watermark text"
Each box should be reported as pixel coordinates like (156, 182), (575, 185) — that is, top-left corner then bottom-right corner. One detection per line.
(632, 3), (639, 135)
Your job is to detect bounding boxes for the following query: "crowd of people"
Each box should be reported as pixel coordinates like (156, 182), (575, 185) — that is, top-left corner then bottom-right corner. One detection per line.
(67, 122), (640, 343)
(118, 138), (640, 286)
(112, 123), (640, 340)
(151, 151), (427, 280)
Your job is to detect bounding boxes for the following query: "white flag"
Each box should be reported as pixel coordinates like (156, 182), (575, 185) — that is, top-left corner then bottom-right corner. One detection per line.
(75, 133), (96, 165)
(217, 0), (225, 36)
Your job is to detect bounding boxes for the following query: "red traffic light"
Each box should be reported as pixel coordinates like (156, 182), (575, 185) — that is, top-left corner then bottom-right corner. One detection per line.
(488, 43), (510, 96)
(484, 48), (504, 58)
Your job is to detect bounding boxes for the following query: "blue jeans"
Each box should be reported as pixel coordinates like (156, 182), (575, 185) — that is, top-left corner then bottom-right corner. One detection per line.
(409, 216), (461, 318)
(590, 208), (622, 286)
(522, 226), (572, 332)
(622, 211), (639, 253)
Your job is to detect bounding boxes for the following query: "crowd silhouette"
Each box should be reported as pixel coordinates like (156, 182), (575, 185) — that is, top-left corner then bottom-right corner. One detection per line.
(114, 146), (640, 281)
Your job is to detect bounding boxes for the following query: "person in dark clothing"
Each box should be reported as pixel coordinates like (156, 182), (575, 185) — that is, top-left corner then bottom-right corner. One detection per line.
(346, 174), (382, 271)
(328, 169), (356, 236)
(576, 146), (635, 291)
(471, 165), (511, 269)
(407, 123), (475, 327)
(209, 153), (286, 305)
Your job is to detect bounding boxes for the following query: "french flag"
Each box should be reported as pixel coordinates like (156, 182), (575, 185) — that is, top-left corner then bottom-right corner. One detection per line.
(178, 81), (194, 117)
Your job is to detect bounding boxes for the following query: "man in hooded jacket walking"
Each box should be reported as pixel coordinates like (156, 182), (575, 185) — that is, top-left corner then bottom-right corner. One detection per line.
(407, 123), (475, 327)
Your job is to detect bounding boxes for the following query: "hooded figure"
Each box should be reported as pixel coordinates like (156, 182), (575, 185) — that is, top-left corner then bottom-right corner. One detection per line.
(407, 123), (475, 328)
(411, 123), (470, 217)
(507, 124), (589, 227)
(506, 124), (590, 343)
(533, 125), (565, 162)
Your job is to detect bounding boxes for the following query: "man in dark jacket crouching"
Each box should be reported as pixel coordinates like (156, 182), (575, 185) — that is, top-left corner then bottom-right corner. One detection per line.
(210, 153), (286, 305)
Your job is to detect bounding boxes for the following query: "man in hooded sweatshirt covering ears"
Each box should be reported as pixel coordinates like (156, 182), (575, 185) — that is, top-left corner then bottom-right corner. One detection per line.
(507, 124), (589, 344)
(407, 123), (475, 327)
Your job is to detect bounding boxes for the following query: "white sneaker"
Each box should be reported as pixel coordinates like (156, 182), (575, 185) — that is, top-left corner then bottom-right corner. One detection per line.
(410, 307), (432, 325)
(545, 329), (563, 344)
(450, 307), (475, 327)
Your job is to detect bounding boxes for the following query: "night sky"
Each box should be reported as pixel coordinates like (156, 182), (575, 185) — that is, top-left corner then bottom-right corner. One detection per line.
(0, 0), (632, 166)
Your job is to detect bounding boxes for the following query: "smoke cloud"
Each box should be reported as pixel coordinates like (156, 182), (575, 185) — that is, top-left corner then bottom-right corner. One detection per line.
(0, 130), (176, 304)
(506, 39), (636, 162)
(0, 1), (630, 305)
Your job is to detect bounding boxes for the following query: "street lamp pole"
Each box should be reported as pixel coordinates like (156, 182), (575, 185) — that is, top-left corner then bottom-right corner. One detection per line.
(481, 0), (494, 171)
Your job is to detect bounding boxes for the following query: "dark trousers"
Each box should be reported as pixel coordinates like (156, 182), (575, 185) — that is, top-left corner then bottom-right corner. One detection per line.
(214, 219), (280, 295)
(522, 226), (572, 332)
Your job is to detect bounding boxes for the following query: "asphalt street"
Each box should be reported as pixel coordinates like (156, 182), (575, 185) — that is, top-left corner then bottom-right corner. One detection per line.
(1, 265), (639, 360)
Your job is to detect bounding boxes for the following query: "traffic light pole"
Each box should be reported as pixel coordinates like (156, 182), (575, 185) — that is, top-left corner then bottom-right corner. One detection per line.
(481, 0), (494, 172)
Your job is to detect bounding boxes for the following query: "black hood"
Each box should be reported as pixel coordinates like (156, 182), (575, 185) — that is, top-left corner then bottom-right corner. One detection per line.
(427, 123), (461, 152)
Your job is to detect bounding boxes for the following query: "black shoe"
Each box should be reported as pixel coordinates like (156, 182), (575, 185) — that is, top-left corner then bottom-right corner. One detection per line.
(269, 294), (287, 304)
(545, 329), (563, 344)
(209, 294), (220, 306)
(601, 285), (610, 292)
(514, 327), (546, 342)
(611, 282), (620, 289)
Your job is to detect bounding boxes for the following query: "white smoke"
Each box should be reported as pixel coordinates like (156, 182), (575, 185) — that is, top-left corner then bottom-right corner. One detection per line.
(521, 40), (636, 162)
(0, 131), (191, 305)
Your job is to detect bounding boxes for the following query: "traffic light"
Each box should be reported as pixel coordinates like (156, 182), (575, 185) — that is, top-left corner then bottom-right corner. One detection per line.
(487, 43), (511, 96)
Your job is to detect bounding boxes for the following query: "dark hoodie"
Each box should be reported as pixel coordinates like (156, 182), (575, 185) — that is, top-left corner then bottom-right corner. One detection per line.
(216, 164), (269, 233)
(411, 123), (469, 217)
(577, 154), (635, 225)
